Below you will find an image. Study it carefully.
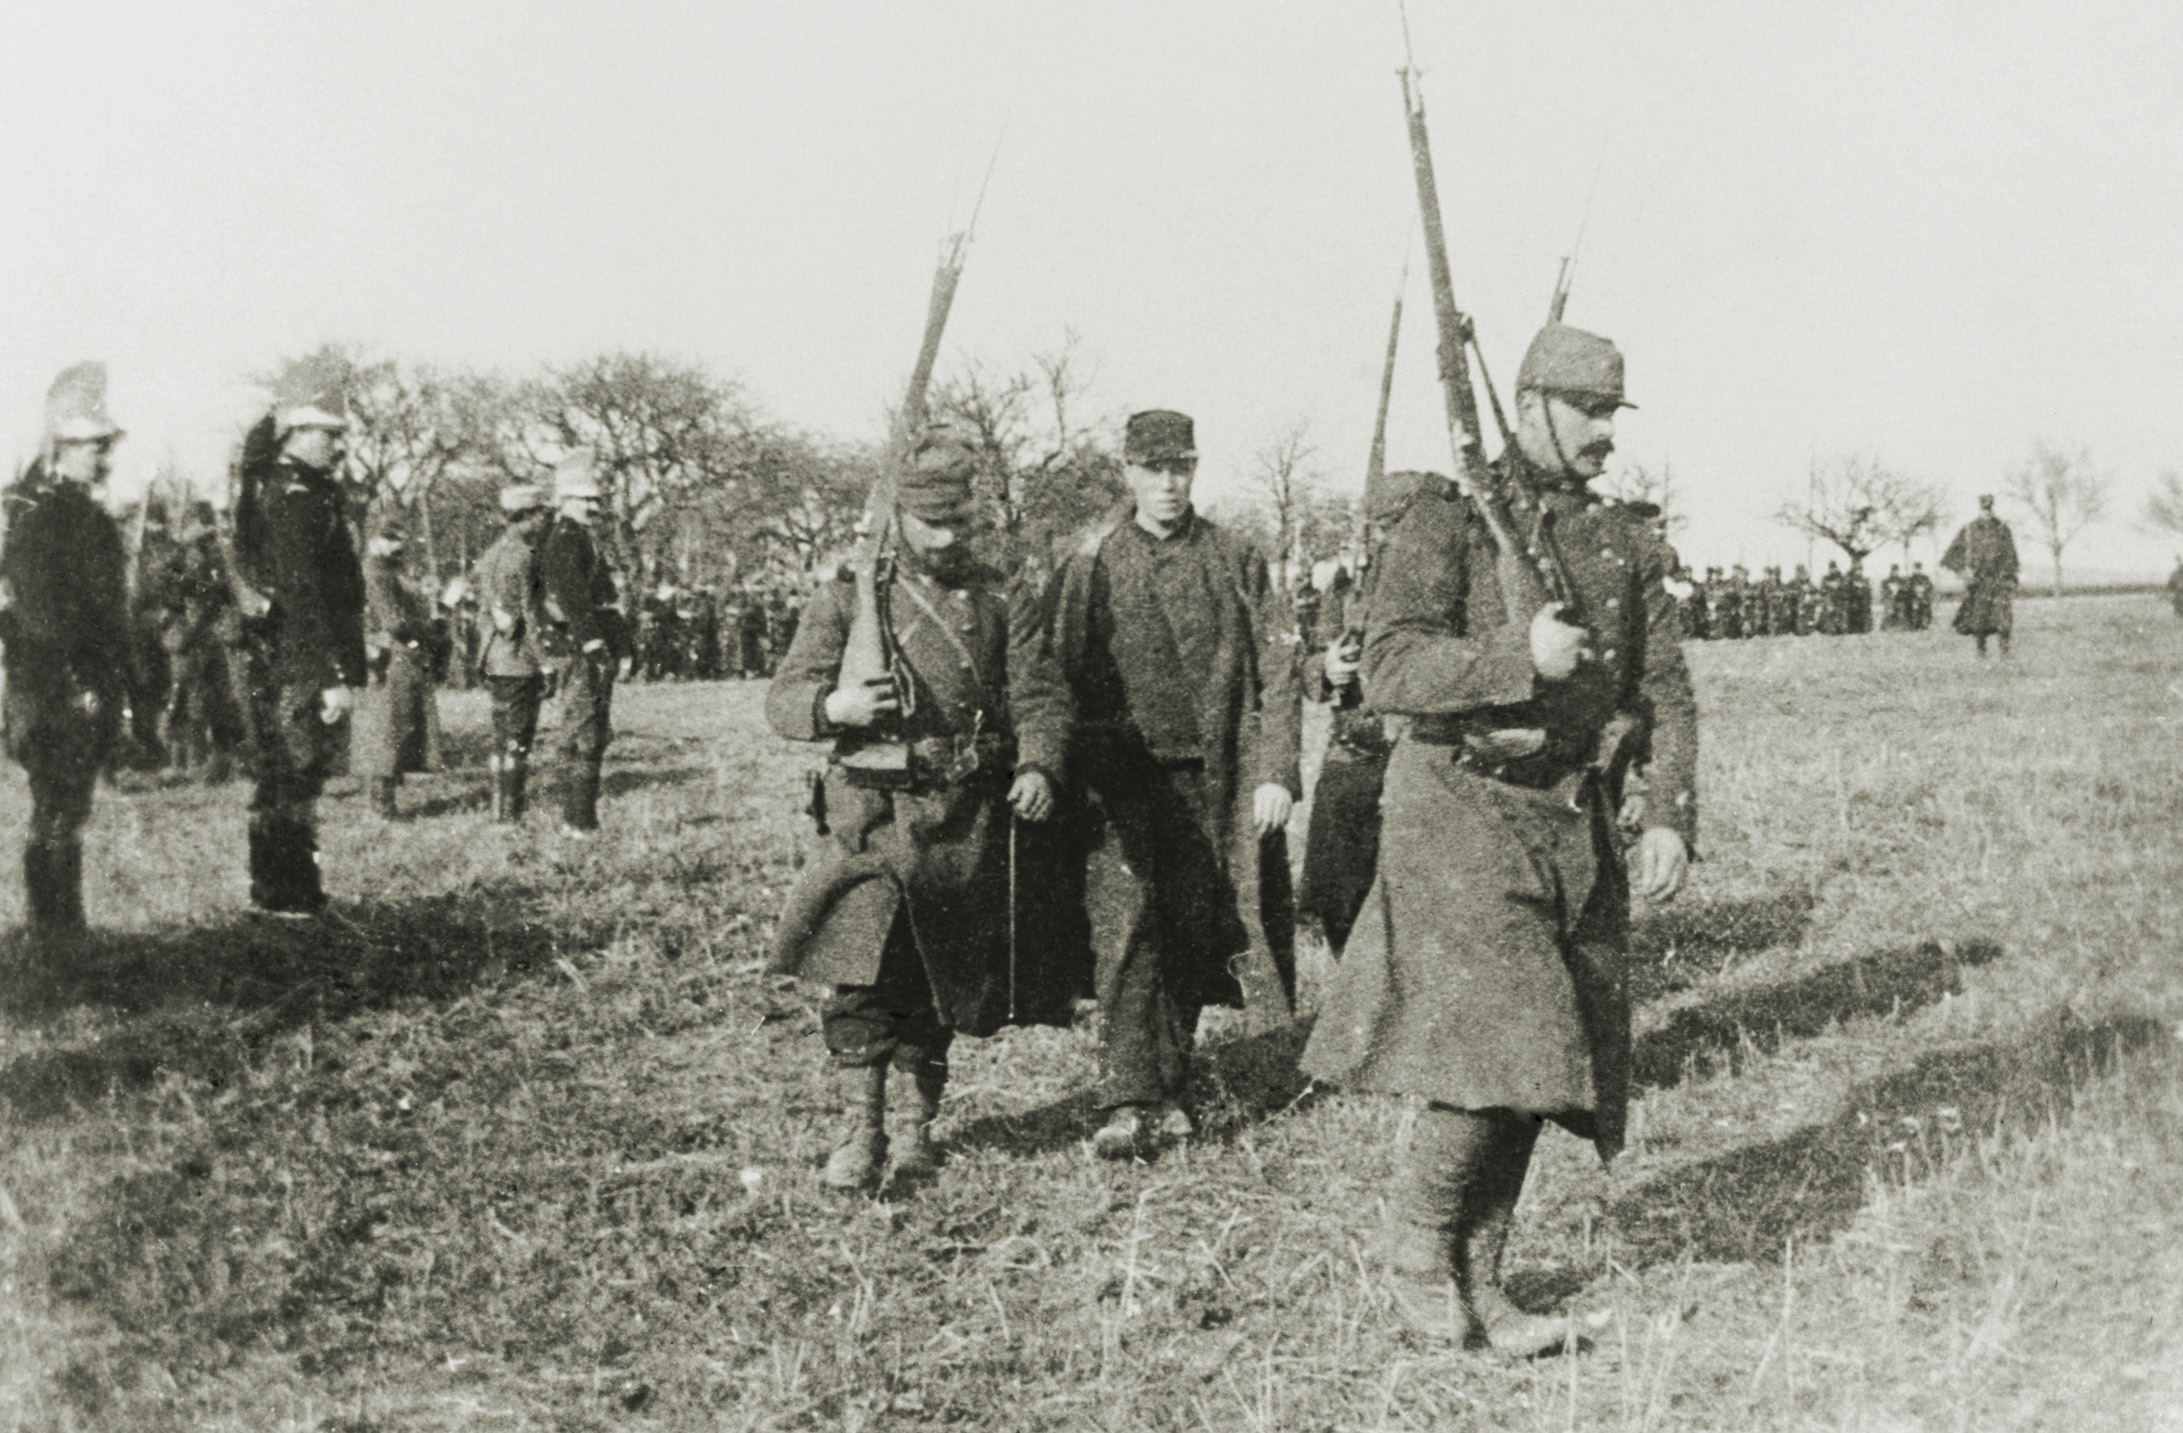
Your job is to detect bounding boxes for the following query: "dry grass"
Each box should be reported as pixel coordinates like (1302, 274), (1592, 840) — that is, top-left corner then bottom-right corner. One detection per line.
(2, 595), (2181, 1430)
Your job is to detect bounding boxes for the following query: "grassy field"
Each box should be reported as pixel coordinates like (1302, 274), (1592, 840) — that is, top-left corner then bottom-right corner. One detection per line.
(3, 595), (2182, 1431)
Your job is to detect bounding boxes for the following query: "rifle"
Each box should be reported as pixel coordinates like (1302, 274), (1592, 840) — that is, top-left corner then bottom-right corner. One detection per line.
(1339, 265), (1406, 654)
(832, 186), (987, 788)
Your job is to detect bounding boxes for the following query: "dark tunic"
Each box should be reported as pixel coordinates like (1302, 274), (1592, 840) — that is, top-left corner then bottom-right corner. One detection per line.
(539, 518), (622, 764)
(1302, 463), (1697, 1158)
(0, 467), (130, 810)
(1942, 514), (2018, 636)
(1048, 511), (1302, 1021)
(353, 554), (440, 778)
(240, 459), (366, 697)
(766, 562), (1079, 1036)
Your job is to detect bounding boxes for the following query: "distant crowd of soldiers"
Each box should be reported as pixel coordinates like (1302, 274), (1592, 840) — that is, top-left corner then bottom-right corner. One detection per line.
(1679, 560), (1936, 639)
(628, 582), (802, 683)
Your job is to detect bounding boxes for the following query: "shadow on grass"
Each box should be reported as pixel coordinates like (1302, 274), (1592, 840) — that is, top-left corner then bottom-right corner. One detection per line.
(1628, 888), (1819, 993)
(1604, 1009), (2171, 1270)
(601, 762), (715, 802)
(0, 892), (609, 1124)
(1631, 937), (2006, 1090)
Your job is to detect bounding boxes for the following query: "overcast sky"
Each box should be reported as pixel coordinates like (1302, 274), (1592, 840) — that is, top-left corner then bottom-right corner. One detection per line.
(5, 0), (2180, 575)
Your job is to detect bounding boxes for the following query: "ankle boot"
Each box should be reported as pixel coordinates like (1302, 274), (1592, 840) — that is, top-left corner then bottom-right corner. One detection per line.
(22, 842), (74, 935)
(48, 840), (85, 932)
(368, 777), (400, 820)
(506, 755), (528, 820)
(560, 757), (602, 833)
(1457, 1114), (1565, 1358)
(823, 1064), (889, 1190)
(889, 1061), (946, 1179)
(1378, 1105), (1484, 1343)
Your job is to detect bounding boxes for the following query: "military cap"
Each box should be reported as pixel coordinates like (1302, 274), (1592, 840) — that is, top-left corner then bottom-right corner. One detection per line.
(45, 361), (124, 443)
(1516, 324), (1635, 408)
(899, 421), (979, 524)
(1124, 409), (1197, 465)
(1977, 494), (1995, 509)
(553, 448), (602, 501)
(272, 353), (350, 432)
(498, 482), (547, 514)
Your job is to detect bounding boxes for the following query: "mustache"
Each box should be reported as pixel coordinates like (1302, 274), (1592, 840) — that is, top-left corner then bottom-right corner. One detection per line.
(1581, 440), (1615, 460)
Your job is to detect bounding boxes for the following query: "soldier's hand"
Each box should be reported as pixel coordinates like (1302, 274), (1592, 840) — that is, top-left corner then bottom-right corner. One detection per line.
(1008, 769), (1055, 822)
(1252, 782), (1293, 837)
(1529, 604), (1585, 682)
(319, 686), (354, 725)
(1324, 635), (1361, 688)
(1636, 827), (1689, 903)
(823, 675), (898, 728)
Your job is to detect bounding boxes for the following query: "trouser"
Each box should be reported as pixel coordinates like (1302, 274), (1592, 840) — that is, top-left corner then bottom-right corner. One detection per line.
(246, 673), (340, 912)
(488, 674), (545, 821)
(1387, 1104), (1543, 1296)
(1298, 747), (1388, 957)
(23, 760), (98, 935)
(820, 913), (953, 1084)
(555, 654), (613, 830)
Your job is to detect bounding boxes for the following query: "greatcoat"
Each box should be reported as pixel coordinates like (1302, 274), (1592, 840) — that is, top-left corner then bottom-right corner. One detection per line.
(1301, 465), (1697, 1158)
(473, 527), (550, 681)
(352, 553), (441, 778)
(1941, 514), (2018, 636)
(766, 561), (1081, 1036)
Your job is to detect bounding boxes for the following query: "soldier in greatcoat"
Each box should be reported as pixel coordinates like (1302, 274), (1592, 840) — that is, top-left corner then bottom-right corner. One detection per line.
(767, 424), (1075, 1190)
(1046, 409), (1303, 1160)
(1941, 495), (2019, 656)
(154, 501), (248, 782)
(538, 450), (626, 835)
(231, 358), (366, 916)
(0, 364), (133, 940)
(352, 517), (441, 819)
(1302, 325), (1697, 1356)
(473, 484), (554, 822)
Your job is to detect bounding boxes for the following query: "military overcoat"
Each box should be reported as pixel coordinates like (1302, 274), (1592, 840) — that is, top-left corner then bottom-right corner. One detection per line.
(0, 464), (130, 773)
(766, 562), (1082, 1036)
(1942, 514), (2018, 636)
(1301, 468), (1697, 1158)
(473, 527), (550, 680)
(352, 554), (441, 778)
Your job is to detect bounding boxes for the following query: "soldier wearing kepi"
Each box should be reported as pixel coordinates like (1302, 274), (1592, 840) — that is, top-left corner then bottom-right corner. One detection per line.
(539, 450), (626, 836)
(766, 422), (1075, 1190)
(231, 357), (366, 916)
(1047, 408), (1303, 1160)
(473, 483), (555, 822)
(1303, 324), (1697, 1357)
(1941, 494), (2019, 657)
(0, 363), (133, 941)
(353, 516), (440, 819)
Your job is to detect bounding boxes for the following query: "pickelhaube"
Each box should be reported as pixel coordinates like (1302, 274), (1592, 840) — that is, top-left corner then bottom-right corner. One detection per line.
(553, 448), (602, 501)
(45, 361), (124, 444)
(272, 353), (350, 432)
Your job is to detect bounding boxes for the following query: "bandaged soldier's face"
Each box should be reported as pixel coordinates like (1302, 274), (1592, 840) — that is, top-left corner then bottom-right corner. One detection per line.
(1517, 390), (1617, 482)
(1126, 457), (1196, 533)
(51, 437), (116, 488)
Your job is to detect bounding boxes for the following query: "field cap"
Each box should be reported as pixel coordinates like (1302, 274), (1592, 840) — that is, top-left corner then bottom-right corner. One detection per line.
(1125, 409), (1196, 465)
(900, 421), (979, 524)
(553, 448), (602, 501)
(45, 361), (123, 443)
(273, 353), (350, 432)
(1516, 324), (1635, 408)
(499, 482), (546, 514)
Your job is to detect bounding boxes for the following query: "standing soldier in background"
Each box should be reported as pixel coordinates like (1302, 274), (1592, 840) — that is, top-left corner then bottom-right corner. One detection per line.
(1879, 564), (1907, 630)
(154, 501), (247, 782)
(474, 484), (554, 822)
(0, 364), (132, 942)
(1846, 559), (1873, 634)
(231, 357), (365, 916)
(1817, 561), (1847, 635)
(2167, 558), (2183, 619)
(353, 518), (440, 820)
(1907, 562), (1936, 630)
(540, 450), (625, 836)
(739, 589), (771, 679)
(1303, 325), (1696, 1357)
(1785, 563), (1815, 635)
(767, 423), (1075, 1190)
(1942, 495), (2019, 657)
(1047, 409), (1302, 1160)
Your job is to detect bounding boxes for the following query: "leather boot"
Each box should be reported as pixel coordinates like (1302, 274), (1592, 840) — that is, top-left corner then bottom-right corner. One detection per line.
(1379, 1104), (1485, 1344)
(48, 840), (86, 932)
(560, 757), (602, 834)
(368, 777), (400, 820)
(250, 814), (326, 916)
(822, 1064), (889, 1191)
(1457, 1113), (1566, 1359)
(22, 841), (81, 936)
(506, 755), (528, 820)
(486, 756), (505, 822)
(888, 1058), (946, 1180)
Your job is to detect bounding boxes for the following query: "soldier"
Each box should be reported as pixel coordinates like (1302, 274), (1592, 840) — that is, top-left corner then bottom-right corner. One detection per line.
(1817, 561), (1847, 635)
(353, 517), (440, 819)
(1846, 559), (1873, 634)
(1880, 564), (1907, 630)
(1302, 324), (1696, 1356)
(1046, 409), (1302, 1159)
(0, 364), (133, 941)
(2167, 558), (2183, 619)
(1941, 495), (2019, 657)
(232, 358), (366, 916)
(766, 423), (1075, 1190)
(1907, 561), (1936, 630)
(1684, 566), (1711, 639)
(1786, 563), (1815, 635)
(539, 450), (625, 835)
(1753, 565), (1780, 637)
(154, 501), (247, 781)
(474, 484), (554, 822)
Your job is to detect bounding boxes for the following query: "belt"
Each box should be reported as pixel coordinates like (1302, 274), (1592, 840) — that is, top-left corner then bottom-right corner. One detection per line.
(1408, 722), (1590, 794)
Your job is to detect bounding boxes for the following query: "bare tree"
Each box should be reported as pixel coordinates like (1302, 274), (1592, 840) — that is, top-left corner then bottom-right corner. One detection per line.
(1775, 452), (1945, 566)
(2004, 438), (2108, 597)
(1242, 421), (1330, 583)
(1597, 459), (1688, 539)
(2144, 469), (2183, 541)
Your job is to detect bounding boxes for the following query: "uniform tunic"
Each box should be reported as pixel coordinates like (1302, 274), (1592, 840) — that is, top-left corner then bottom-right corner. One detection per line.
(766, 561), (1077, 1037)
(1302, 465), (1697, 1158)
(0, 466), (130, 840)
(539, 517), (622, 769)
(1942, 514), (2018, 636)
(352, 554), (441, 778)
(1047, 509), (1303, 1100)
(474, 524), (550, 757)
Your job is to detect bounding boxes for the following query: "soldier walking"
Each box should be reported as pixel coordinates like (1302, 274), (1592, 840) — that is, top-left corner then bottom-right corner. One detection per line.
(1302, 325), (1696, 1357)
(231, 358), (365, 916)
(353, 517), (440, 819)
(539, 451), (625, 836)
(474, 484), (554, 822)
(1046, 409), (1303, 1160)
(766, 424), (1075, 1190)
(0, 364), (133, 942)
(1942, 495), (2019, 656)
